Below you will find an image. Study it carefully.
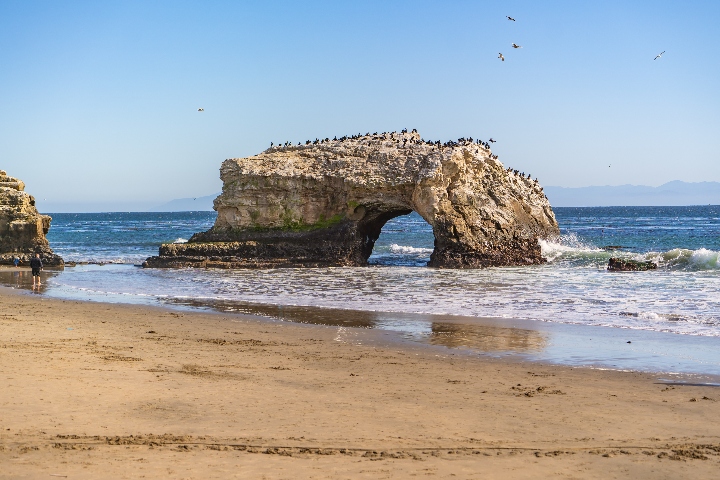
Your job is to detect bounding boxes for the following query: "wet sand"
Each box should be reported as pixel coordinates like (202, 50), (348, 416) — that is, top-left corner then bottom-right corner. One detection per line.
(2, 285), (720, 479)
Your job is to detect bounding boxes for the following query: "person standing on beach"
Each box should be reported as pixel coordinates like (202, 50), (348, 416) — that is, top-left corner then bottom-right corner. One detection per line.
(13, 257), (20, 267)
(30, 253), (43, 288)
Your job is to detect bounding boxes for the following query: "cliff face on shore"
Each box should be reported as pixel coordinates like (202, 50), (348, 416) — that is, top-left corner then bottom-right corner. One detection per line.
(0, 170), (63, 265)
(145, 131), (559, 268)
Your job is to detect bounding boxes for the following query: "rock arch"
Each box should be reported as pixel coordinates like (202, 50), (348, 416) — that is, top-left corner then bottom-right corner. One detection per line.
(144, 131), (559, 269)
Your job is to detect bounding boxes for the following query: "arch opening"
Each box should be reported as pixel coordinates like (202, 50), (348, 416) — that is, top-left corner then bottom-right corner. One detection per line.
(362, 211), (435, 266)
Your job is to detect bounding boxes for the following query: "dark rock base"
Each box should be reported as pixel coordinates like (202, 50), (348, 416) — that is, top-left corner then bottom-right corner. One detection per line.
(607, 257), (657, 272)
(0, 251), (64, 267)
(428, 239), (546, 268)
(144, 224), (549, 269)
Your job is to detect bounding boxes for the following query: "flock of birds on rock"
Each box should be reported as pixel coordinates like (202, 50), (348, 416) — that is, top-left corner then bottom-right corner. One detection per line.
(266, 129), (504, 159)
(264, 130), (544, 188)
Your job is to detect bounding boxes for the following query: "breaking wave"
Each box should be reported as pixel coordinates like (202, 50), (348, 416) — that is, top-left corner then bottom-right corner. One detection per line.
(539, 234), (604, 262)
(389, 244), (434, 255)
(644, 248), (720, 271)
(540, 235), (720, 271)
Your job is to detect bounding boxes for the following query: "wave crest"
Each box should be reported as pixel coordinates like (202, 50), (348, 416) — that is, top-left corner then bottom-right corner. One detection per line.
(644, 248), (720, 271)
(539, 234), (603, 262)
(389, 244), (434, 255)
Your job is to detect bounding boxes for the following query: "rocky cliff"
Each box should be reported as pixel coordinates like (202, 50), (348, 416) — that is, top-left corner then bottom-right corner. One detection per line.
(0, 170), (63, 266)
(145, 130), (559, 269)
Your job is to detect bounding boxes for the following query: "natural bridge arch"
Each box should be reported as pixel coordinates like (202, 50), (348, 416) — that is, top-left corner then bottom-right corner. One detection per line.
(145, 131), (559, 269)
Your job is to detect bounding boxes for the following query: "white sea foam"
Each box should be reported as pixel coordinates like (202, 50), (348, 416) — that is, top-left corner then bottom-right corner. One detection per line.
(389, 244), (433, 255)
(644, 248), (720, 270)
(539, 234), (603, 262)
(173, 238), (189, 244)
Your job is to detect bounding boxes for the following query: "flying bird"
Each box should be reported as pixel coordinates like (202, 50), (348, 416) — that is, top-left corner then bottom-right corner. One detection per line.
(654, 51), (665, 60)
(197, 108), (204, 112)
(488, 138), (496, 143)
(498, 53), (505, 62)
(512, 43), (522, 49)
(507, 16), (516, 21)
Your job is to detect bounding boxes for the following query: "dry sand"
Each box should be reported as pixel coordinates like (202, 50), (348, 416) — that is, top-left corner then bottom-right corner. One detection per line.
(1, 285), (720, 479)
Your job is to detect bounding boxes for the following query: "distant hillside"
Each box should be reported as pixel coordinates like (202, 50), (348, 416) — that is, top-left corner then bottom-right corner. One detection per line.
(150, 193), (219, 212)
(544, 181), (720, 207)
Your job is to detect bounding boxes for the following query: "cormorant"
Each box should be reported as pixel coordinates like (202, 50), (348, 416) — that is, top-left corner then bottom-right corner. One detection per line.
(197, 108), (204, 112)
(512, 43), (522, 49)
(489, 138), (496, 143)
(654, 51), (665, 60)
(507, 16), (515, 21)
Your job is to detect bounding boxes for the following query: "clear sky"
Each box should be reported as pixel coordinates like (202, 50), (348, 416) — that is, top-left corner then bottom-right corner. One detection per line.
(1, 0), (719, 211)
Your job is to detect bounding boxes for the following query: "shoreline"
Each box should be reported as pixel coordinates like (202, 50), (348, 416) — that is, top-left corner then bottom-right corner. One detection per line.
(3, 265), (720, 380)
(1, 286), (720, 478)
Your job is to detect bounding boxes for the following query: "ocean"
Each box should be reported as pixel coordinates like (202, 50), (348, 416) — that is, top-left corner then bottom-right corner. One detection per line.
(3, 206), (720, 377)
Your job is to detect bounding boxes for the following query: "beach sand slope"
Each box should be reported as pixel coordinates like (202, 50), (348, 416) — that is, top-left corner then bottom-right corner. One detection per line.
(1, 287), (719, 479)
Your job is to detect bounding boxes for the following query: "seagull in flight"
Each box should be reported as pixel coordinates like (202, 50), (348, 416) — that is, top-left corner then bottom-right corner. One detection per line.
(654, 51), (665, 60)
(498, 53), (505, 62)
(197, 108), (204, 112)
(506, 16), (516, 21)
(512, 43), (522, 49)
(488, 138), (496, 143)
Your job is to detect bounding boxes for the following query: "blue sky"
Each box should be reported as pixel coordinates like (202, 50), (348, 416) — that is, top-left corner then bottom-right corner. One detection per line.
(1, 0), (719, 211)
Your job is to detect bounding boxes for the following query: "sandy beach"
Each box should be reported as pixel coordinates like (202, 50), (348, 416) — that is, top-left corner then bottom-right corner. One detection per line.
(1, 285), (720, 479)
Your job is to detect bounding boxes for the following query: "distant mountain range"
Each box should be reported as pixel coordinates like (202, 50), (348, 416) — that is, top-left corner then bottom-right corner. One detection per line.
(150, 193), (219, 212)
(544, 181), (720, 207)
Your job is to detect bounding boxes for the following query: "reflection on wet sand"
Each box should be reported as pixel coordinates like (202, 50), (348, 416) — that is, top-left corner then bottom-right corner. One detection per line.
(164, 297), (382, 329)
(162, 297), (548, 354)
(426, 322), (547, 352)
(0, 268), (59, 293)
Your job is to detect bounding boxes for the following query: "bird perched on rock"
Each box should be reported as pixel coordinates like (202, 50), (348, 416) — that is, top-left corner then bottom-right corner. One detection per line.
(197, 108), (204, 112)
(654, 51), (665, 60)
(512, 43), (522, 49)
(506, 16), (516, 21)
(498, 53), (505, 61)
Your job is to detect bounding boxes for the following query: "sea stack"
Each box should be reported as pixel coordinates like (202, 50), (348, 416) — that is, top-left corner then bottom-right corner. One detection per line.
(144, 131), (559, 269)
(0, 170), (63, 266)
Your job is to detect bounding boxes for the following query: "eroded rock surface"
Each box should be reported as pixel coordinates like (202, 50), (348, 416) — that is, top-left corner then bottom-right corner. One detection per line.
(145, 131), (559, 268)
(0, 170), (63, 265)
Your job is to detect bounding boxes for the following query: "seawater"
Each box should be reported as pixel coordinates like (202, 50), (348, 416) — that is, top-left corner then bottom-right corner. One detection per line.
(30, 206), (720, 340)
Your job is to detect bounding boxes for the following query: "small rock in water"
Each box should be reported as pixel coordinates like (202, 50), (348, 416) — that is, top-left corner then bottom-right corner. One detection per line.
(607, 257), (657, 272)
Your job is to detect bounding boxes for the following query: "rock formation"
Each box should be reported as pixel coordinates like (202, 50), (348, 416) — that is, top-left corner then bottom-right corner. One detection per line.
(0, 170), (63, 266)
(607, 257), (657, 272)
(144, 131), (559, 269)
